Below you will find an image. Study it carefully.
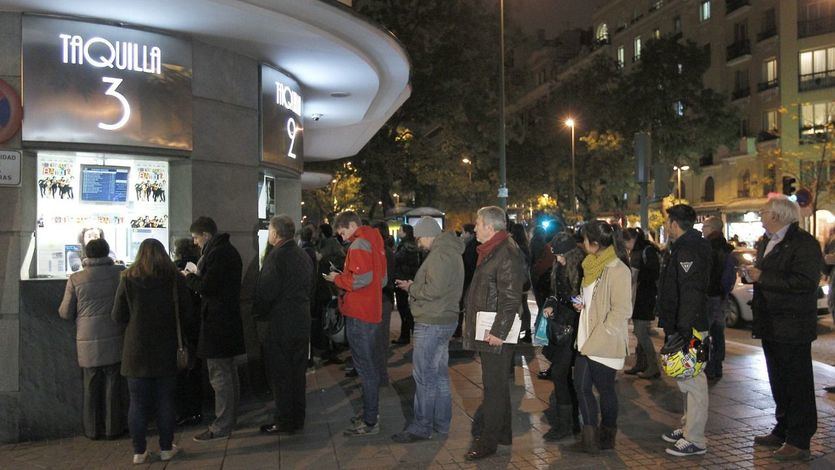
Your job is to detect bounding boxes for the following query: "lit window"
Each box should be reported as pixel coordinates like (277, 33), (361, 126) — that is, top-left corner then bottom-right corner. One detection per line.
(763, 110), (779, 134)
(634, 36), (642, 59)
(763, 58), (777, 83)
(596, 23), (609, 42)
(617, 45), (625, 68)
(799, 46), (835, 76)
(653, 28), (661, 39)
(673, 100), (685, 116)
(800, 101), (835, 139)
(700, 1), (711, 22)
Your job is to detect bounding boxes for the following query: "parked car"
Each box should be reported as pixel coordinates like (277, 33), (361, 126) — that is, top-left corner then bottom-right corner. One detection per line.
(724, 248), (830, 328)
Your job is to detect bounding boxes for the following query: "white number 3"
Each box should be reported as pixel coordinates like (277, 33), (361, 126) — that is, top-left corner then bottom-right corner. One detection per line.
(98, 77), (131, 131)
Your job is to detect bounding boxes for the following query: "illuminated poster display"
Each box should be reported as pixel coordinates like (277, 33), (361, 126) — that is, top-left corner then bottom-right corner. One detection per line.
(22, 16), (193, 151)
(36, 152), (169, 277)
(261, 64), (304, 172)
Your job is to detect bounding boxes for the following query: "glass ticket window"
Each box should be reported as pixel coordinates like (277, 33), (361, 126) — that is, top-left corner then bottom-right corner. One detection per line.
(36, 151), (169, 277)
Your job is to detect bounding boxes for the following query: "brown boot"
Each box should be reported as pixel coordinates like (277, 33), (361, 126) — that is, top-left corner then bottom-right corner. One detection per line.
(566, 425), (599, 454)
(599, 425), (616, 450)
(772, 443), (810, 461)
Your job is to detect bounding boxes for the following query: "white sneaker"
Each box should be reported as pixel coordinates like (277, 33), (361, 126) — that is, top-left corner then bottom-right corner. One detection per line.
(160, 445), (179, 461)
(132, 451), (150, 465)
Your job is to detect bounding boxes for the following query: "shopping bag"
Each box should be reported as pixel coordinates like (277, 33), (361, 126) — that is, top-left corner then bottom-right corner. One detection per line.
(533, 314), (549, 347)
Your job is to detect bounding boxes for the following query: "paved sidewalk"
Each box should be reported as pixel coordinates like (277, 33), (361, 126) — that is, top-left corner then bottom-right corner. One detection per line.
(3, 328), (835, 469)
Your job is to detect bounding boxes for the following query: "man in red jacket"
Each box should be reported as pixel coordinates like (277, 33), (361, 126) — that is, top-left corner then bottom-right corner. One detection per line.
(324, 211), (387, 436)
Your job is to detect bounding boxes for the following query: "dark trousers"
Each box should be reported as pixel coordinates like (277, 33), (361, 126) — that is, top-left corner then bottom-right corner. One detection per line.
(394, 290), (414, 339)
(127, 376), (177, 454)
(265, 336), (309, 428)
(346, 316), (381, 426)
(706, 296), (725, 377)
(762, 339), (817, 449)
(82, 364), (124, 439)
(376, 296), (393, 384)
(549, 339), (579, 409)
(176, 358), (202, 419)
(574, 355), (618, 428)
(520, 293), (532, 335)
(472, 347), (514, 447)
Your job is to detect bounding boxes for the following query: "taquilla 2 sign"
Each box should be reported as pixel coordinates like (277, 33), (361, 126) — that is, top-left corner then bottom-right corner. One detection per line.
(261, 64), (304, 173)
(22, 15), (193, 151)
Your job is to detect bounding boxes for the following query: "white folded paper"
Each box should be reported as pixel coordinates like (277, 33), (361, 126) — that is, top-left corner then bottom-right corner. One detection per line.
(475, 311), (522, 344)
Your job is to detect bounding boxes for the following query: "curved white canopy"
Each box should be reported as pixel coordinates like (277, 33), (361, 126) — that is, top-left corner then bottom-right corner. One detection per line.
(1, 0), (411, 160)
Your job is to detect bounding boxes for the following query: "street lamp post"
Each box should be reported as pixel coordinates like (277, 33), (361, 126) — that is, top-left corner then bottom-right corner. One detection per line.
(497, 0), (508, 209)
(565, 118), (577, 215)
(462, 158), (473, 182)
(673, 165), (690, 199)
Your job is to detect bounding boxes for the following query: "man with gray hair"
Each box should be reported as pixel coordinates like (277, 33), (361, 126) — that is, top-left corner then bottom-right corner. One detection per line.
(461, 206), (525, 460)
(747, 195), (822, 461)
(253, 215), (314, 435)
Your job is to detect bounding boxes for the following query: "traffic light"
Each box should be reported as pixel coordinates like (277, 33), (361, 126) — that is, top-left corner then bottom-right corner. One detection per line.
(782, 176), (797, 196)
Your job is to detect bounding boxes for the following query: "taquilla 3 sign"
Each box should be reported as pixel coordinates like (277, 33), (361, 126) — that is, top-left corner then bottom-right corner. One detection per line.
(22, 16), (193, 151)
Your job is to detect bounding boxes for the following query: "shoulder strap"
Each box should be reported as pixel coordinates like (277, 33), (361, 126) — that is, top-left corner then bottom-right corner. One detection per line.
(173, 276), (183, 350)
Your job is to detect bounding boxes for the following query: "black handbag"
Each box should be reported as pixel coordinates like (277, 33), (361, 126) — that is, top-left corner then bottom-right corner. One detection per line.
(173, 278), (191, 371)
(322, 296), (346, 344)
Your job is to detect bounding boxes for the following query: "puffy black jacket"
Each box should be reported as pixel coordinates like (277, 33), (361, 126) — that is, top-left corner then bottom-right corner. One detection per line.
(253, 239), (314, 343)
(394, 239), (422, 281)
(185, 233), (245, 358)
(752, 223), (823, 344)
(706, 234), (734, 297)
(657, 229), (711, 339)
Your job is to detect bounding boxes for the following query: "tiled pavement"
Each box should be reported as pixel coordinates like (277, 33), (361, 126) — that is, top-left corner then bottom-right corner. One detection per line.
(4, 326), (835, 469)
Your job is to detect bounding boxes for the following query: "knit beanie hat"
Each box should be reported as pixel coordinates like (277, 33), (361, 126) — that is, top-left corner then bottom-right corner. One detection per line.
(413, 216), (442, 238)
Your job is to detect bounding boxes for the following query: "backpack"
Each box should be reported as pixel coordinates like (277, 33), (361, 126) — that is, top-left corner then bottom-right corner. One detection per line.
(720, 250), (738, 296)
(322, 296), (346, 344)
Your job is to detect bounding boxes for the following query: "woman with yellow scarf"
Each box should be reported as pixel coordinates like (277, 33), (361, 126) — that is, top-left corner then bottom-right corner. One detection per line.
(567, 221), (633, 455)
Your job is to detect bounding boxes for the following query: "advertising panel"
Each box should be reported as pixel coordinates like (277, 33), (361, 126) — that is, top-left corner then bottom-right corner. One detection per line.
(22, 16), (193, 151)
(36, 152), (169, 277)
(261, 64), (304, 172)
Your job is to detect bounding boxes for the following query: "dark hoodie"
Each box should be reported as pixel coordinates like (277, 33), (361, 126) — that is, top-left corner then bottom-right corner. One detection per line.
(408, 232), (466, 325)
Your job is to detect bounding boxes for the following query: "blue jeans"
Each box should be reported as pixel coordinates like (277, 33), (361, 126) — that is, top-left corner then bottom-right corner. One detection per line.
(406, 322), (457, 437)
(574, 355), (618, 428)
(127, 376), (177, 454)
(346, 316), (381, 426)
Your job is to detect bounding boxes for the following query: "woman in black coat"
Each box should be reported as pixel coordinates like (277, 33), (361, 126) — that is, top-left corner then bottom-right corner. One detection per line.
(393, 224), (421, 344)
(112, 239), (192, 465)
(173, 238), (203, 426)
(623, 228), (661, 378)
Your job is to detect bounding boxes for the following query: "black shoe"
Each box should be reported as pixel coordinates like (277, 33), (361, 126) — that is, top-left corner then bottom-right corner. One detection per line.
(391, 431), (429, 443)
(260, 423), (301, 435)
(465, 439), (497, 460)
(537, 370), (552, 380)
(391, 337), (410, 345)
(176, 414), (202, 427)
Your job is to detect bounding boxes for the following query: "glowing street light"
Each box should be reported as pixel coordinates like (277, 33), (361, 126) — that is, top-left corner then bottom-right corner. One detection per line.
(462, 158), (472, 181)
(673, 165), (690, 199)
(565, 117), (577, 214)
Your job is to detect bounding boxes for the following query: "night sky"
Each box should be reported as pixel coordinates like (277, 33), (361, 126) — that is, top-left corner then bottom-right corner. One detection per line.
(506, 0), (610, 37)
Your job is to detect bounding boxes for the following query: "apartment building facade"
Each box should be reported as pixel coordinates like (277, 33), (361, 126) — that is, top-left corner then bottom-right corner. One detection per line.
(587, 0), (835, 241)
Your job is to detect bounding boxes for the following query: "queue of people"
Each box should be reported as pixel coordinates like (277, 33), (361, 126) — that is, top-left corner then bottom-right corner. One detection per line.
(56, 195), (827, 464)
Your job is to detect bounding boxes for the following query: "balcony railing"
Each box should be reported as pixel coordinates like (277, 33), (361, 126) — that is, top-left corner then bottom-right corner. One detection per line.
(731, 87), (750, 100)
(726, 40), (751, 62)
(757, 79), (779, 92)
(799, 70), (835, 92)
(726, 0), (750, 15)
(757, 26), (777, 42)
(798, 15), (835, 38)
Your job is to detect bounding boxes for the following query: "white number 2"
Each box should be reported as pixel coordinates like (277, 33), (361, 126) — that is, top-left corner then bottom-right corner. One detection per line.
(98, 77), (131, 131)
(287, 117), (299, 159)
